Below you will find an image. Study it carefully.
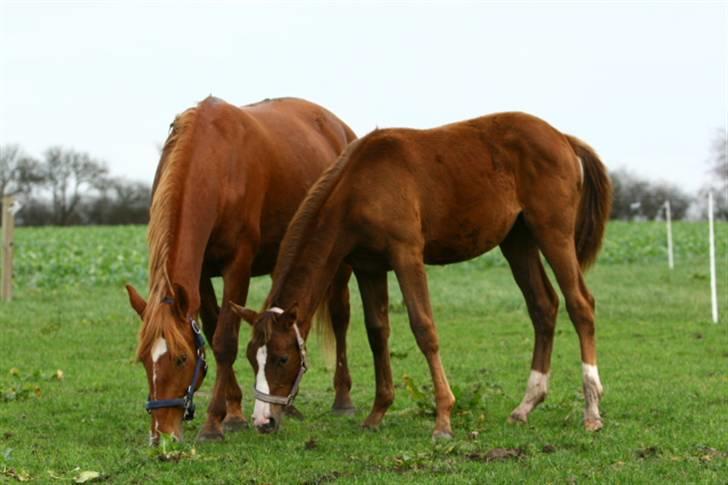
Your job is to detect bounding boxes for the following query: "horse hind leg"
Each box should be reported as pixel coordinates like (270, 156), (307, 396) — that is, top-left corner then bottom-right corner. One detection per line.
(328, 265), (356, 415)
(526, 215), (604, 431)
(500, 219), (559, 424)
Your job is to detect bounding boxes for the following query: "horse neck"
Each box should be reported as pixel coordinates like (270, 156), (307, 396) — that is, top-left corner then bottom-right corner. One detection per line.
(151, 151), (221, 316)
(269, 221), (349, 337)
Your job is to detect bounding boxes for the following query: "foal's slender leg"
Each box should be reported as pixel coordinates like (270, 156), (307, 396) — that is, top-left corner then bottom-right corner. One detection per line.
(354, 269), (394, 428)
(532, 227), (604, 431)
(329, 265), (355, 415)
(391, 249), (455, 439)
(499, 220), (559, 423)
(199, 246), (253, 440)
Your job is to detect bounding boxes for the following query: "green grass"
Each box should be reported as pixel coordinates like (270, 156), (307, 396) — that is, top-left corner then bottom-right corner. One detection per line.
(1, 222), (727, 483)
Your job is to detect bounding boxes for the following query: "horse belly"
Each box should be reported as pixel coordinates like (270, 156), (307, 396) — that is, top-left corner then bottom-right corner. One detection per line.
(423, 208), (518, 265)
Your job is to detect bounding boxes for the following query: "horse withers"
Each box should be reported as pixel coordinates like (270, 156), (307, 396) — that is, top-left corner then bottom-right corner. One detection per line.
(234, 112), (612, 438)
(125, 96), (357, 444)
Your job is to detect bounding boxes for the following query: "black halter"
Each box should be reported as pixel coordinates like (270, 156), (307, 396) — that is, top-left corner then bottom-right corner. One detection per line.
(145, 317), (207, 421)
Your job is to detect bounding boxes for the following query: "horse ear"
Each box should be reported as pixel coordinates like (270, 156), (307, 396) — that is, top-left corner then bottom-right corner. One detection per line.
(172, 284), (189, 318)
(284, 303), (298, 326)
(230, 302), (258, 326)
(125, 284), (147, 318)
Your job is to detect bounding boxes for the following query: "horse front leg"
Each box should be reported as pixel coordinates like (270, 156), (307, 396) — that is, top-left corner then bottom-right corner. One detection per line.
(354, 269), (394, 429)
(391, 246), (455, 439)
(329, 265), (355, 415)
(198, 247), (253, 441)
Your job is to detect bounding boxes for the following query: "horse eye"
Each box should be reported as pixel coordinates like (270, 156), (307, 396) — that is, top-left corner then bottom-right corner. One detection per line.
(277, 356), (289, 366)
(176, 355), (187, 367)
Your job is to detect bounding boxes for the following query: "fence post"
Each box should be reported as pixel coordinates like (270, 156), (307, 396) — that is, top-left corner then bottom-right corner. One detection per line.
(665, 200), (674, 269)
(708, 192), (719, 323)
(2, 195), (16, 301)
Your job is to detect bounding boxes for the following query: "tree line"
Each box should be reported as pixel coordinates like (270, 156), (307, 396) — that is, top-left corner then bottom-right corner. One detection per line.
(0, 144), (150, 226)
(611, 131), (727, 221)
(1, 133), (726, 226)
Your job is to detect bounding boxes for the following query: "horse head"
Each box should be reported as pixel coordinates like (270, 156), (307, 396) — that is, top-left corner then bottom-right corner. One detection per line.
(126, 284), (207, 445)
(232, 303), (306, 434)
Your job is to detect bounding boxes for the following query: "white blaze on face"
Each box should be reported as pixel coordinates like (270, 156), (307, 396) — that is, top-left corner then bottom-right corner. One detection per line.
(151, 337), (169, 363)
(150, 337), (168, 400)
(253, 345), (271, 427)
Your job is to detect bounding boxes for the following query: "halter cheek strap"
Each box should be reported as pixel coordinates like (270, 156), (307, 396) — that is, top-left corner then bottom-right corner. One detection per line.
(253, 307), (308, 407)
(144, 318), (207, 421)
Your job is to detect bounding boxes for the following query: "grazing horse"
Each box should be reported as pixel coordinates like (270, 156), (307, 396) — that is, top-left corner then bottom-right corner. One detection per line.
(125, 96), (357, 443)
(234, 112), (612, 438)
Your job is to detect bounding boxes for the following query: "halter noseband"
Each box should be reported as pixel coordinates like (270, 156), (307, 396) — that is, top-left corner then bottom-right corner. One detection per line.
(253, 307), (308, 407)
(145, 315), (207, 421)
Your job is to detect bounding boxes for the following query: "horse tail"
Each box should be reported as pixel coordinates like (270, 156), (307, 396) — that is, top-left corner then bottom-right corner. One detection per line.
(313, 287), (336, 369)
(566, 135), (613, 270)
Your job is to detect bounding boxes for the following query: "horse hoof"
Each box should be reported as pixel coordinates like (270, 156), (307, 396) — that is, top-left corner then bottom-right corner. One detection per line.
(196, 429), (224, 442)
(584, 418), (603, 432)
(284, 405), (305, 421)
(508, 413), (528, 425)
(361, 422), (380, 431)
(432, 430), (454, 440)
(331, 406), (356, 417)
(222, 417), (249, 433)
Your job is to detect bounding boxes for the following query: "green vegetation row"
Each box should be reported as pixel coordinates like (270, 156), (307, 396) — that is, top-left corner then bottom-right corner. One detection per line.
(10, 221), (728, 289)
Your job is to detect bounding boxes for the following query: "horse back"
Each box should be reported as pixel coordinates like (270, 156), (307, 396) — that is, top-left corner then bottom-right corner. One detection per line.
(341, 113), (580, 264)
(155, 96), (354, 280)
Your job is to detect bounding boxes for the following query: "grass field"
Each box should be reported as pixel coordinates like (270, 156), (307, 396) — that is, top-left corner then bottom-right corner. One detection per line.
(1, 221), (727, 483)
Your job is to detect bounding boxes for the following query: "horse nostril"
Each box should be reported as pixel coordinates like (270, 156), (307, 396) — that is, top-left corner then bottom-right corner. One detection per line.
(257, 417), (277, 433)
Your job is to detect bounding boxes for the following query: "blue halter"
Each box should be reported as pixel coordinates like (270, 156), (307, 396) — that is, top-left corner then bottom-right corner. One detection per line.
(145, 317), (207, 421)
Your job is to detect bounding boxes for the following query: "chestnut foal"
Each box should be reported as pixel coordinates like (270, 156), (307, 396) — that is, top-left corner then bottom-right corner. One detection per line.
(236, 112), (611, 438)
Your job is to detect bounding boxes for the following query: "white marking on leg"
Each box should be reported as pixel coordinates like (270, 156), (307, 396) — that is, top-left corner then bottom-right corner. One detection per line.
(253, 345), (271, 427)
(582, 363), (603, 421)
(512, 370), (549, 420)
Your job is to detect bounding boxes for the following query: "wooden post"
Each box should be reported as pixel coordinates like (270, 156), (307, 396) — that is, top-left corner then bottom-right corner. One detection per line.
(2, 195), (15, 301)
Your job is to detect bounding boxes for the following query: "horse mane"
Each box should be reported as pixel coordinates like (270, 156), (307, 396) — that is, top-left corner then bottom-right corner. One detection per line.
(267, 138), (363, 305)
(137, 106), (200, 360)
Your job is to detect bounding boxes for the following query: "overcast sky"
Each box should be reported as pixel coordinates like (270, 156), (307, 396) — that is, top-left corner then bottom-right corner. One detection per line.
(1, 1), (726, 192)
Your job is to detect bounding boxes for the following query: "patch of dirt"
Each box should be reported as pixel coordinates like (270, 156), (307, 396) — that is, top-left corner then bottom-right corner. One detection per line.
(301, 471), (342, 485)
(467, 447), (526, 462)
(635, 446), (660, 459)
(696, 447), (728, 463)
(304, 438), (318, 450)
(542, 444), (557, 454)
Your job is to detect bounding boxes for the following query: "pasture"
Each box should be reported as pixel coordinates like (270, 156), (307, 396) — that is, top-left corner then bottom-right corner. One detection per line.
(1, 221), (726, 483)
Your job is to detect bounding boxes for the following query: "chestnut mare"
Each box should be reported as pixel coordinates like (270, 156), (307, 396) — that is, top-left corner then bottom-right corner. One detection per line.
(234, 112), (612, 438)
(125, 96), (357, 443)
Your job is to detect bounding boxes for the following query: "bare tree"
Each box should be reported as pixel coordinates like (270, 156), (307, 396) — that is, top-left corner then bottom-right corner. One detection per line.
(40, 147), (109, 225)
(0, 144), (42, 196)
(706, 130), (728, 219)
(610, 168), (692, 220)
(85, 176), (151, 224)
